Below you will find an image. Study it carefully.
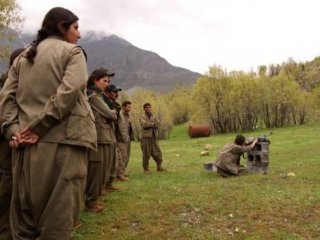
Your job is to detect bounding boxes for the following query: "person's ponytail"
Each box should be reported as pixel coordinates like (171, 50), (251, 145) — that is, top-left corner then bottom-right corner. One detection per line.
(26, 28), (50, 63)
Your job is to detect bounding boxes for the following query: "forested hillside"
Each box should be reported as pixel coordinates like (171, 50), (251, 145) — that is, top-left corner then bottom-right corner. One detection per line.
(127, 61), (320, 138)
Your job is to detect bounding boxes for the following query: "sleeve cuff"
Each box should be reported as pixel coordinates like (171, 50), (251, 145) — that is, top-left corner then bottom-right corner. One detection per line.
(4, 123), (20, 141)
(28, 114), (58, 137)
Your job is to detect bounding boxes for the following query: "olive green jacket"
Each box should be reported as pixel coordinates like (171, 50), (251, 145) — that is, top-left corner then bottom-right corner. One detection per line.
(140, 113), (159, 139)
(88, 92), (117, 144)
(118, 110), (132, 143)
(215, 143), (252, 174)
(0, 119), (11, 173)
(0, 37), (97, 149)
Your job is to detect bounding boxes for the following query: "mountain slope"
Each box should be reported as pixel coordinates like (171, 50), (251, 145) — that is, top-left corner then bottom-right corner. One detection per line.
(3, 32), (201, 92)
(81, 32), (201, 92)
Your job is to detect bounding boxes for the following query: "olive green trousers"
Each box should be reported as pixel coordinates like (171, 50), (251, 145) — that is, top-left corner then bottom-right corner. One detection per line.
(140, 138), (163, 171)
(0, 137), (12, 240)
(11, 143), (88, 240)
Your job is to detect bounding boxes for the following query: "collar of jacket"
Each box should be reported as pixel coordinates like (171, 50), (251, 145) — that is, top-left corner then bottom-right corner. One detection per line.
(87, 86), (104, 98)
(47, 35), (67, 42)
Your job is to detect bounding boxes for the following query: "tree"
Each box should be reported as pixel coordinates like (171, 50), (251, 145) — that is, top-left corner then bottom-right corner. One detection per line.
(258, 65), (267, 78)
(192, 69), (233, 133)
(130, 88), (173, 140)
(268, 63), (281, 77)
(204, 64), (227, 79)
(230, 72), (261, 131)
(167, 86), (192, 125)
(261, 74), (302, 128)
(0, 0), (23, 60)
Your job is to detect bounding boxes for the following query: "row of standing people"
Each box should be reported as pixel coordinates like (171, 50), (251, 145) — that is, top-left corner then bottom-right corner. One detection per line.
(84, 68), (131, 213)
(84, 68), (167, 212)
(0, 6), (166, 240)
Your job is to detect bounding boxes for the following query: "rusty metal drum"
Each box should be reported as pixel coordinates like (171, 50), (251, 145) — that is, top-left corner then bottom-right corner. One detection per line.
(188, 124), (212, 138)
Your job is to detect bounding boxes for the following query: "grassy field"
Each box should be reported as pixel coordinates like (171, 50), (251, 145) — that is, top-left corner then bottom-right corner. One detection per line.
(72, 123), (320, 240)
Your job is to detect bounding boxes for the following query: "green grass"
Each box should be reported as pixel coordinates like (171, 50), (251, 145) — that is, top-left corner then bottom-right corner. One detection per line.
(72, 123), (320, 240)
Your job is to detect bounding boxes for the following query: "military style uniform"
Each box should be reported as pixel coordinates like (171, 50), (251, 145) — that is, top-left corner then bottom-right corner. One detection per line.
(102, 96), (120, 187)
(140, 112), (163, 171)
(0, 37), (97, 240)
(0, 121), (12, 240)
(113, 101), (126, 179)
(118, 109), (133, 173)
(215, 143), (252, 177)
(86, 89), (117, 205)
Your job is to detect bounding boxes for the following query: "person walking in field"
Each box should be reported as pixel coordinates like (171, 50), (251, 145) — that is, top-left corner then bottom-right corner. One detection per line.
(140, 103), (166, 174)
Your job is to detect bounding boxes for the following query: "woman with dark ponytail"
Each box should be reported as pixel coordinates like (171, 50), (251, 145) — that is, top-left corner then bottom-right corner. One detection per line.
(26, 7), (79, 62)
(0, 7), (97, 239)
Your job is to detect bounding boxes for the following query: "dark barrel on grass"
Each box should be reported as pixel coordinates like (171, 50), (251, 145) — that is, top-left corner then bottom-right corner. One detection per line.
(188, 124), (212, 138)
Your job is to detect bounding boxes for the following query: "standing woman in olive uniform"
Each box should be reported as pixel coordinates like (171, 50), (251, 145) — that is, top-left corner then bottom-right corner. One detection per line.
(0, 7), (96, 240)
(85, 68), (117, 212)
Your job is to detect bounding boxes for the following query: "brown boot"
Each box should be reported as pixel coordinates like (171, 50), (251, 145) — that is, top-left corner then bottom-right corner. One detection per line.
(74, 220), (82, 229)
(117, 175), (129, 181)
(105, 185), (121, 192)
(85, 201), (104, 213)
(157, 166), (167, 172)
(97, 201), (105, 207)
(101, 188), (107, 196)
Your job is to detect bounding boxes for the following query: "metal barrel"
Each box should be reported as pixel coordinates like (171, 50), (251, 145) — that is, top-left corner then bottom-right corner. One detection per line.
(188, 124), (212, 138)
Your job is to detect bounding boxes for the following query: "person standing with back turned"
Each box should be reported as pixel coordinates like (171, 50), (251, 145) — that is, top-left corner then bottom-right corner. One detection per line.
(0, 7), (97, 240)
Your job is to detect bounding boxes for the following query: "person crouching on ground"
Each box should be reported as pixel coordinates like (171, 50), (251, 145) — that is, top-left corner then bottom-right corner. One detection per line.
(215, 135), (257, 178)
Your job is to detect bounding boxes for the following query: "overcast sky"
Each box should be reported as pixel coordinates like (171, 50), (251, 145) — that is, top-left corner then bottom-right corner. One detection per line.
(17, 0), (320, 74)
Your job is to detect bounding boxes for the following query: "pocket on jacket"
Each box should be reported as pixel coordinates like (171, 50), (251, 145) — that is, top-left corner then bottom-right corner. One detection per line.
(97, 127), (115, 142)
(61, 146), (88, 181)
(66, 108), (96, 143)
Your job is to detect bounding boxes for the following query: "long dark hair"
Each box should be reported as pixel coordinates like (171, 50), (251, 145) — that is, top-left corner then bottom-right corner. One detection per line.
(26, 7), (78, 63)
(9, 48), (25, 67)
(87, 68), (109, 90)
